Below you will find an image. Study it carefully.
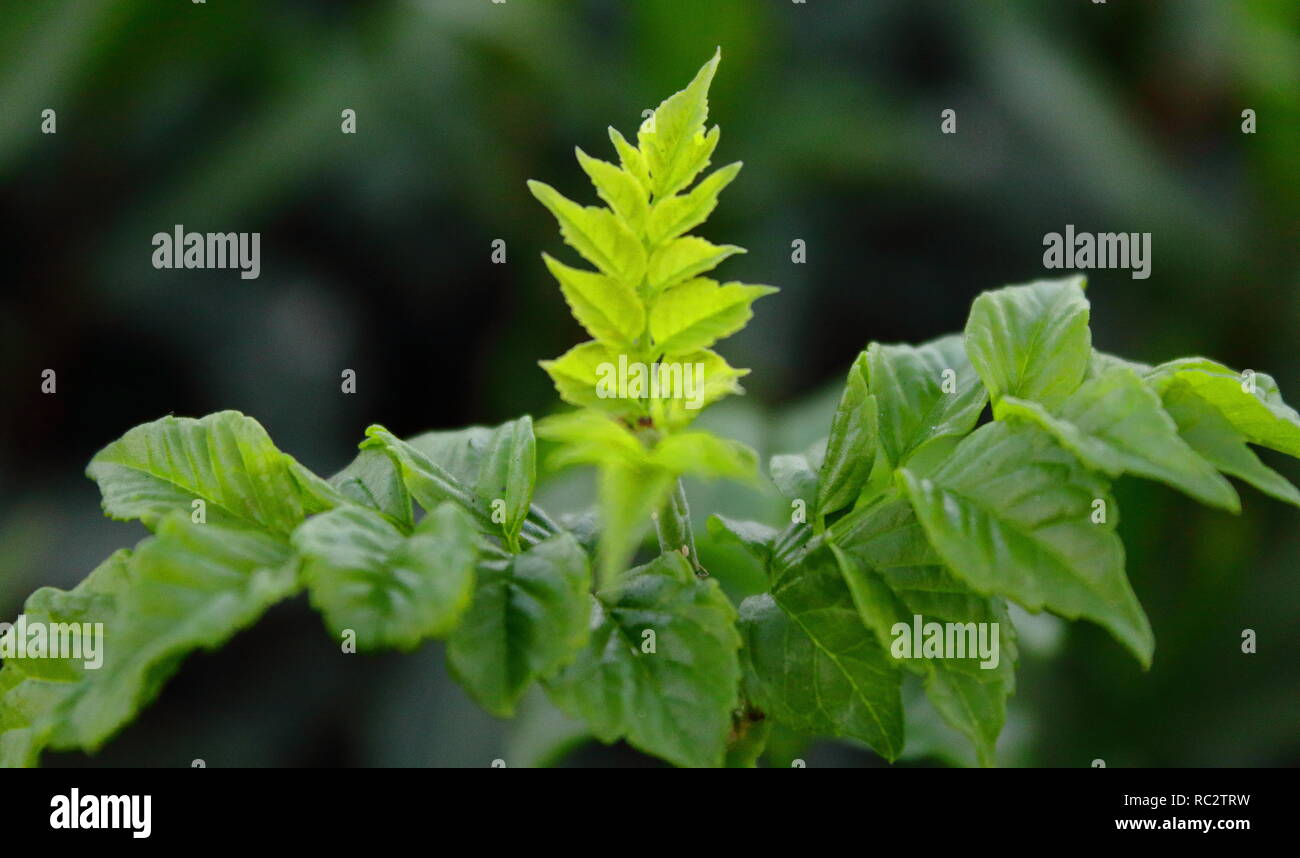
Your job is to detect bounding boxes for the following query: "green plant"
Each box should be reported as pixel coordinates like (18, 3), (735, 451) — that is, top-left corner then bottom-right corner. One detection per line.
(3, 50), (1299, 769)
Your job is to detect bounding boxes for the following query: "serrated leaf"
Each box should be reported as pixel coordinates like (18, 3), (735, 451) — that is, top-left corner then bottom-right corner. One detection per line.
(0, 550), (131, 767)
(295, 503), (477, 651)
(543, 253), (645, 346)
(868, 335), (988, 468)
(646, 162), (742, 246)
(827, 496), (1015, 766)
(900, 420), (1153, 667)
(1161, 379), (1300, 507)
(575, 147), (648, 235)
(546, 552), (741, 768)
(996, 367), (1240, 511)
(817, 353), (878, 516)
(739, 545), (904, 760)
(649, 278), (776, 356)
(649, 432), (758, 481)
(43, 516), (297, 753)
(638, 49), (722, 199)
(528, 180), (646, 287)
(1146, 358), (1300, 457)
(329, 448), (413, 531)
(85, 410), (336, 536)
(646, 237), (744, 296)
(965, 276), (1091, 411)
(535, 410), (645, 469)
(447, 532), (591, 717)
(653, 348), (749, 430)
(539, 341), (631, 413)
(608, 126), (650, 190)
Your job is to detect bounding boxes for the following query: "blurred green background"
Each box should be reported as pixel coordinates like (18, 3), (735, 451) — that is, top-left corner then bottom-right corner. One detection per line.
(1, 0), (1297, 767)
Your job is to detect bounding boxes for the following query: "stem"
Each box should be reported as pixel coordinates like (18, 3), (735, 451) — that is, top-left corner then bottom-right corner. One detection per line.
(655, 479), (705, 574)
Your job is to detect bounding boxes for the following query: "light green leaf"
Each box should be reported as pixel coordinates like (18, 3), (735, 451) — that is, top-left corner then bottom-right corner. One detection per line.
(546, 552), (741, 768)
(1146, 358), (1300, 457)
(900, 420), (1153, 666)
(538, 341), (630, 413)
(535, 410), (645, 469)
(295, 503), (477, 651)
(817, 353), (877, 516)
(646, 237), (744, 296)
(594, 462), (675, 586)
(329, 448), (413, 531)
(649, 278), (776, 356)
(868, 335), (988, 468)
(608, 126), (650, 191)
(1162, 379), (1300, 508)
(739, 545), (904, 760)
(652, 348), (749, 430)
(447, 532), (591, 717)
(575, 147), (648, 235)
(638, 48), (722, 199)
(646, 162), (742, 246)
(649, 432), (758, 481)
(996, 367), (1240, 511)
(51, 516), (298, 752)
(543, 253), (645, 346)
(527, 180), (646, 287)
(85, 410), (335, 536)
(965, 276), (1091, 410)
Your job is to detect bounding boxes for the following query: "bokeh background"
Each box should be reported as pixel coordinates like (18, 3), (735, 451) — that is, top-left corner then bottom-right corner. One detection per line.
(1, 0), (1297, 767)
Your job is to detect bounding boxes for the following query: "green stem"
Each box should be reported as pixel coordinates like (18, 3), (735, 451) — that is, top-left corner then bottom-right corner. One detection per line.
(655, 479), (705, 574)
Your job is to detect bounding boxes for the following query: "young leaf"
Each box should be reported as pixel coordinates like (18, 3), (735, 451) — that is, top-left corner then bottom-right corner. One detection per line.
(995, 367), (1240, 512)
(594, 462), (675, 586)
(652, 348), (749, 430)
(646, 237), (744, 296)
(575, 147), (649, 235)
(295, 503), (478, 651)
(649, 278), (777, 357)
(535, 410), (645, 469)
(545, 552), (742, 768)
(648, 431), (758, 481)
(1146, 358), (1300, 457)
(817, 353), (877, 517)
(447, 532), (591, 718)
(608, 126), (650, 191)
(543, 253), (645, 347)
(527, 180), (646, 287)
(637, 48), (722, 199)
(86, 410), (336, 536)
(867, 335), (988, 468)
(1161, 379), (1300, 507)
(52, 515), (298, 752)
(646, 162), (742, 246)
(964, 276), (1091, 411)
(739, 545), (904, 760)
(329, 447), (414, 531)
(900, 420), (1154, 667)
(538, 341), (632, 413)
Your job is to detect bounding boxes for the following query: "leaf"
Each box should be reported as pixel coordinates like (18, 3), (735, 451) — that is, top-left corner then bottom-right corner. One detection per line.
(295, 503), (478, 651)
(538, 341), (630, 413)
(900, 420), (1154, 667)
(739, 545), (904, 760)
(86, 410), (336, 536)
(649, 432), (758, 481)
(1146, 358), (1300, 457)
(52, 515), (298, 752)
(543, 253), (645, 346)
(646, 237), (744, 296)
(594, 462), (675, 586)
(652, 348), (750, 430)
(649, 278), (776, 356)
(868, 335), (988, 468)
(447, 532), (592, 717)
(996, 367), (1240, 511)
(575, 147), (648, 235)
(546, 552), (741, 768)
(535, 410), (644, 469)
(361, 424), (554, 545)
(608, 126), (650, 191)
(817, 353), (877, 516)
(965, 276), (1091, 411)
(827, 495), (1015, 766)
(638, 48), (723, 199)
(646, 162), (743, 246)
(769, 449), (820, 505)
(1161, 379), (1300, 507)
(706, 515), (778, 568)
(0, 550), (131, 767)
(329, 447), (414, 531)
(527, 180), (646, 287)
